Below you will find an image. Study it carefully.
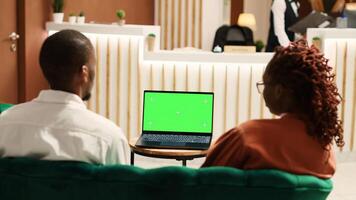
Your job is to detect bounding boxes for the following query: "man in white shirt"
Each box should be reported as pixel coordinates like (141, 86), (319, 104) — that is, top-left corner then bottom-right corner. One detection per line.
(266, 0), (300, 51)
(0, 30), (129, 165)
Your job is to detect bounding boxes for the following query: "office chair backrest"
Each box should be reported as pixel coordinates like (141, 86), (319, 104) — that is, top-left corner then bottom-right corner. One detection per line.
(212, 25), (254, 51)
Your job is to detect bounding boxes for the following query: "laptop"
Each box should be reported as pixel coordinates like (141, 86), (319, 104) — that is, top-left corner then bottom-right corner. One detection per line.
(135, 90), (214, 150)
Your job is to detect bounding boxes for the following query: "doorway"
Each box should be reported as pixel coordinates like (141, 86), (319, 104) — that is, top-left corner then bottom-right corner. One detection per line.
(0, 0), (19, 104)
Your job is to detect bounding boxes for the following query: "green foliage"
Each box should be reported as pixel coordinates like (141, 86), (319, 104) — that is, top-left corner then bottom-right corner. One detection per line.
(255, 40), (265, 52)
(116, 9), (126, 19)
(79, 11), (85, 17)
(148, 33), (156, 37)
(52, 0), (64, 13)
(69, 13), (75, 17)
(312, 36), (321, 41)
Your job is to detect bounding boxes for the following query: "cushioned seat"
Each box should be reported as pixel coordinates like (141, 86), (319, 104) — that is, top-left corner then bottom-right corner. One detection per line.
(0, 157), (332, 200)
(0, 103), (12, 113)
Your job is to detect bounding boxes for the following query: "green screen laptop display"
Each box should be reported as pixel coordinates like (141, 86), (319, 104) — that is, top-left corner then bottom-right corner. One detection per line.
(143, 91), (213, 134)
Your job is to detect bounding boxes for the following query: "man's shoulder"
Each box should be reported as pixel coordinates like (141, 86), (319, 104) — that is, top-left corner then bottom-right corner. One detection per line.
(0, 101), (35, 118)
(272, 0), (287, 10)
(0, 101), (126, 141)
(80, 109), (125, 138)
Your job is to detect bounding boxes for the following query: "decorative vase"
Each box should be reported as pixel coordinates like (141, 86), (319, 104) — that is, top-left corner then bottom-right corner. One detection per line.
(256, 46), (263, 52)
(147, 36), (156, 51)
(68, 16), (76, 24)
(118, 19), (126, 26)
(53, 13), (64, 23)
(77, 16), (85, 24)
(312, 39), (322, 50)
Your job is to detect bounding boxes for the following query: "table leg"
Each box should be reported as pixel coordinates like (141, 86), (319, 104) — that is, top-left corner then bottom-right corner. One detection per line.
(182, 159), (187, 166)
(131, 151), (135, 165)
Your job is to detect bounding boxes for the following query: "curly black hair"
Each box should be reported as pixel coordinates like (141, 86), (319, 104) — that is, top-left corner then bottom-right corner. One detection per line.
(265, 40), (344, 148)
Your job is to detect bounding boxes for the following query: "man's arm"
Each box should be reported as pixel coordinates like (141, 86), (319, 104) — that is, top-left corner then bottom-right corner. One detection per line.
(106, 129), (130, 165)
(331, 0), (345, 13)
(272, 0), (291, 47)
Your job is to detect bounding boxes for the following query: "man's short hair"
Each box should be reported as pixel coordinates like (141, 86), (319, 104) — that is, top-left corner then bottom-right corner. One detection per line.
(39, 29), (94, 88)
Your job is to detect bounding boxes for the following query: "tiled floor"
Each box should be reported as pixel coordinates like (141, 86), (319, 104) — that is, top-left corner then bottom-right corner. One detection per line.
(133, 155), (356, 200)
(328, 162), (356, 200)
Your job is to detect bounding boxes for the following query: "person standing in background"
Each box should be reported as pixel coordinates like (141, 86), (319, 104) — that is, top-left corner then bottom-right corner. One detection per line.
(266, 0), (300, 52)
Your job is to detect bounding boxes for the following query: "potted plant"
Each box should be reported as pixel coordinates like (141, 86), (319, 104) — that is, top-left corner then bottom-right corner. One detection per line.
(312, 36), (321, 50)
(68, 13), (76, 24)
(255, 40), (265, 52)
(52, 0), (64, 23)
(77, 11), (85, 24)
(146, 33), (156, 51)
(116, 9), (126, 25)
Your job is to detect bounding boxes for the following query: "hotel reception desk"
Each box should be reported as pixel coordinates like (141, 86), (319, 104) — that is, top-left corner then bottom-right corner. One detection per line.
(47, 23), (356, 157)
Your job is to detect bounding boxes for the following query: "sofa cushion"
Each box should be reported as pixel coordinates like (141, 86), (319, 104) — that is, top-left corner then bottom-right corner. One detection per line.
(0, 157), (332, 200)
(0, 103), (12, 113)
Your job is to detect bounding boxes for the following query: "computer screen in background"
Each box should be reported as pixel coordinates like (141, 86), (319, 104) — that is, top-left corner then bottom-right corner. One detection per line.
(143, 91), (213, 133)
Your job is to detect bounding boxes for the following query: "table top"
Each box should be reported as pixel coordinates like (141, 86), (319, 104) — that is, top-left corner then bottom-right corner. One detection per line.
(129, 138), (209, 159)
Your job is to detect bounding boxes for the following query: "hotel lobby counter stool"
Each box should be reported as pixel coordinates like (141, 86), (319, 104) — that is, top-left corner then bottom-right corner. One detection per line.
(129, 137), (208, 166)
(0, 157), (333, 200)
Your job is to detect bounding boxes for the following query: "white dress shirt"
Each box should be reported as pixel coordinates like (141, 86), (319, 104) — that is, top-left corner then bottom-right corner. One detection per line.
(272, 0), (299, 47)
(0, 90), (129, 165)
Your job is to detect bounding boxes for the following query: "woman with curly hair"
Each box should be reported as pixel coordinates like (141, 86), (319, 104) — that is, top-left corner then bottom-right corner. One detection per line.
(202, 40), (344, 178)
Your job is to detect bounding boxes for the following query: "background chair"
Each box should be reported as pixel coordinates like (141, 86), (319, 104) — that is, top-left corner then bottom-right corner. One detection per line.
(212, 25), (254, 52)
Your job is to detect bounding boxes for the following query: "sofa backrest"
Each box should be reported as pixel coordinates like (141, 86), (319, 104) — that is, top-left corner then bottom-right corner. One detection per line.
(0, 103), (13, 113)
(0, 158), (332, 200)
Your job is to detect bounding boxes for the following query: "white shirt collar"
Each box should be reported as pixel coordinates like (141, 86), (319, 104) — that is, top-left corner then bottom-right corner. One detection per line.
(34, 90), (86, 109)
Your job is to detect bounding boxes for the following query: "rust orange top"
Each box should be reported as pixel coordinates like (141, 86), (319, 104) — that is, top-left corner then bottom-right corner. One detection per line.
(202, 114), (335, 179)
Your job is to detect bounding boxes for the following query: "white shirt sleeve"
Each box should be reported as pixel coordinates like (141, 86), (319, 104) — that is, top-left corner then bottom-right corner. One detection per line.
(272, 0), (291, 47)
(106, 128), (130, 165)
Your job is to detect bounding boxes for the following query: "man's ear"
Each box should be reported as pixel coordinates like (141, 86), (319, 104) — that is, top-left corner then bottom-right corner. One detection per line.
(81, 65), (90, 83)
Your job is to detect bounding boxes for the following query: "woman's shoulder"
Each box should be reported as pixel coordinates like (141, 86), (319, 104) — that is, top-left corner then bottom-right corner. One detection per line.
(216, 120), (275, 142)
(237, 116), (306, 139)
(238, 118), (278, 133)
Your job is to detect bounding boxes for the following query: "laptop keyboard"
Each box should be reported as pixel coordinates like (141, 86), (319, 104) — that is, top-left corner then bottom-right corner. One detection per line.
(142, 134), (210, 144)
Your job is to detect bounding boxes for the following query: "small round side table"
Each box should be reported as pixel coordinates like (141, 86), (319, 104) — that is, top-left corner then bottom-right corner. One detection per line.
(129, 138), (208, 166)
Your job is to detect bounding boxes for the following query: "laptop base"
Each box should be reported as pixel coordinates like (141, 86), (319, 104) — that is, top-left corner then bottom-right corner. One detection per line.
(135, 137), (210, 150)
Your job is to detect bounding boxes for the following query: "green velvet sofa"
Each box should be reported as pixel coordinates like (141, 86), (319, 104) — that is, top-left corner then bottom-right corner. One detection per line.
(0, 157), (332, 200)
(0, 103), (12, 113)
